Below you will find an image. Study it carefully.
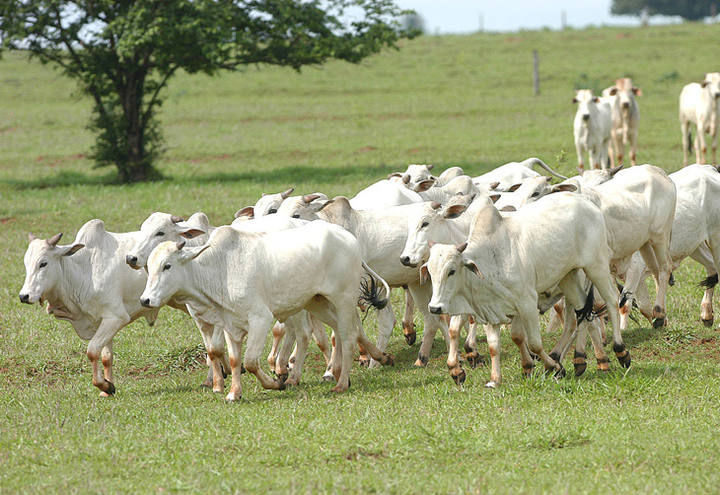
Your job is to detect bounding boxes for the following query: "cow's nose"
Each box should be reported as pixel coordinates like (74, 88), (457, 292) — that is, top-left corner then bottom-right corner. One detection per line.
(582, 114), (590, 121)
(400, 256), (413, 267)
(19, 294), (30, 304)
(622, 101), (630, 108)
(429, 305), (443, 314)
(126, 254), (138, 267)
(292, 214), (300, 219)
(140, 298), (151, 308)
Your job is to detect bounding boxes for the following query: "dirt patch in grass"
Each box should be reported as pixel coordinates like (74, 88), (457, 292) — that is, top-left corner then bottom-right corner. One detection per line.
(343, 448), (387, 461)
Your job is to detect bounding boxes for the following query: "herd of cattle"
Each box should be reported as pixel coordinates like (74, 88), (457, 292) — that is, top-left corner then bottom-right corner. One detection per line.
(17, 74), (720, 402)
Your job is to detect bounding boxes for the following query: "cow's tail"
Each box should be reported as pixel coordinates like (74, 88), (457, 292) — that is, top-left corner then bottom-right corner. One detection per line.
(359, 261), (390, 310)
(575, 284), (596, 324)
(523, 157), (568, 180)
(699, 273), (719, 289)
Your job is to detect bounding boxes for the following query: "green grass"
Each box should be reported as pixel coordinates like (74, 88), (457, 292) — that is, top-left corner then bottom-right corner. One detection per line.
(3, 23), (720, 494)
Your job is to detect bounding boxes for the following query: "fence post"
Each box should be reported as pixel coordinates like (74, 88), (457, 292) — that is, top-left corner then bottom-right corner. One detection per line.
(533, 50), (540, 96)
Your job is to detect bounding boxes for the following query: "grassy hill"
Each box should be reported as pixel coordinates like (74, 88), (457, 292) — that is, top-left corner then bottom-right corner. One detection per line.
(2, 23), (720, 493)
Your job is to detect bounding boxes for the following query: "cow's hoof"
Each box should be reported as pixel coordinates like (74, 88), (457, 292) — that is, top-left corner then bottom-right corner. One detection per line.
(321, 371), (335, 383)
(618, 352), (631, 369)
(276, 373), (288, 385)
(383, 354), (395, 366)
(331, 385), (348, 393)
(485, 380), (498, 389)
(574, 361), (587, 377)
(530, 352), (540, 361)
(358, 357), (370, 367)
(414, 354), (429, 367)
(276, 381), (286, 391)
(240, 364), (246, 374)
(465, 351), (485, 369)
(404, 331), (416, 346)
(652, 317), (667, 329)
(450, 367), (466, 385)
(225, 392), (241, 402)
(104, 381), (116, 395)
(554, 364), (566, 379)
(201, 379), (213, 389)
(702, 318), (714, 328)
(99, 391), (113, 398)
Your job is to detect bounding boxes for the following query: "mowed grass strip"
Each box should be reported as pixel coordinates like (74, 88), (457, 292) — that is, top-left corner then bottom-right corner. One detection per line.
(2, 24), (720, 494)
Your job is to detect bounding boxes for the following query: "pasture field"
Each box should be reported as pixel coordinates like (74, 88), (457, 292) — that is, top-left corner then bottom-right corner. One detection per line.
(3, 23), (720, 494)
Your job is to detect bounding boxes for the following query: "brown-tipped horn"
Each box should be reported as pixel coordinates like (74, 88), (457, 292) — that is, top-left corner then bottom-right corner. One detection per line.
(430, 201), (441, 210)
(302, 194), (321, 204)
(28, 233), (37, 242)
(47, 233), (63, 246)
(170, 215), (184, 224)
(456, 242), (467, 253)
(426, 164), (434, 170)
(176, 240), (186, 250)
(234, 206), (254, 219)
(609, 164), (624, 177)
(280, 187), (295, 199)
(489, 181), (500, 190)
(402, 174), (410, 184)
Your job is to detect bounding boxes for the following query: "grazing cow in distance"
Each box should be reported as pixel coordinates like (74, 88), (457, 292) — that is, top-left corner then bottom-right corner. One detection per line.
(140, 222), (394, 400)
(680, 73), (720, 166)
(19, 221), (159, 396)
(573, 89), (612, 170)
(603, 78), (642, 166)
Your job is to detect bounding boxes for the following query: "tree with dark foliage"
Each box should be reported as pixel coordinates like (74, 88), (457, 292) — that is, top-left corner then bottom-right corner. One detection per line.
(611, 0), (718, 21)
(0, 1), (414, 182)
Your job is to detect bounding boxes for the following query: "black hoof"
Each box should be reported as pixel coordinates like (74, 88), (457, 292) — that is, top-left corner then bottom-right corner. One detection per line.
(702, 318), (714, 328)
(530, 352), (540, 361)
(522, 362), (535, 377)
(463, 342), (474, 354)
(277, 373), (288, 384)
(383, 353), (395, 366)
(404, 332), (416, 346)
(240, 364), (246, 374)
(451, 368), (466, 385)
(574, 361), (587, 377)
(549, 364), (566, 379)
(652, 317), (666, 329)
(465, 352), (485, 369)
(548, 351), (560, 363)
(105, 381), (116, 395)
(358, 357), (370, 367)
(414, 353), (429, 367)
(276, 381), (286, 391)
(618, 352), (631, 369)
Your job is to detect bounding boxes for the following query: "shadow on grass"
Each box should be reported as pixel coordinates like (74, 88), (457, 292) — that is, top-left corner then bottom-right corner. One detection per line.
(2, 160), (506, 190)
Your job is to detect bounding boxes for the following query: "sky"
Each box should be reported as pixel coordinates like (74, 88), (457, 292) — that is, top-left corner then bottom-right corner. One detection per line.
(394, 0), (682, 33)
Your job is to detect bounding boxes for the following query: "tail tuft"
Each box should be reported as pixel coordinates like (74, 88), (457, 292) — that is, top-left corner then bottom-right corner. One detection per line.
(574, 284), (595, 323)
(359, 276), (388, 310)
(699, 273), (719, 289)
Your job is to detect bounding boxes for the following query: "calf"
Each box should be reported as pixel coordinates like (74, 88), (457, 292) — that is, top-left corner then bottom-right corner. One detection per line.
(19, 221), (158, 396)
(573, 89), (612, 170)
(603, 78), (642, 166)
(140, 222), (394, 400)
(680, 73), (720, 166)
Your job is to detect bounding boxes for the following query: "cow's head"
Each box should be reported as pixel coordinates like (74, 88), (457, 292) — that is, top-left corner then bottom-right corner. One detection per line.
(702, 72), (720, 100)
(19, 233), (84, 304)
(253, 187), (294, 217)
(276, 192), (329, 219)
(609, 78), (642, 110)
(401, 164), (436, 192)
(126, 212), (206, 269)
(424, 242), (480, 315)
(573, 89), (599, 122)
(578, 165), (624, 187)
(504, 176), (577, 208)
(140, 240), (209, 308)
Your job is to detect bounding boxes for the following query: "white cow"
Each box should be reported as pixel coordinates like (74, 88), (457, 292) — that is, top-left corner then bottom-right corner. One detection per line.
(680, 72), (720, 166)
(472, 157), (567, 191)
(350, 176), (422, 210)
(602, 78), (642, 166)
(573, 89), (613, 171)
(617, 164), (720, 329)
(19, 221), (158, 396)
(423, 193), (628, 387)
(140, 221), (394, 400)
(247, 187), (295, 218)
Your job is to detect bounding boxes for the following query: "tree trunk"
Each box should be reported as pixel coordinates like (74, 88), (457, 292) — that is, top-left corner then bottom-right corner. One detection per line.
(118, 69), (157, 182)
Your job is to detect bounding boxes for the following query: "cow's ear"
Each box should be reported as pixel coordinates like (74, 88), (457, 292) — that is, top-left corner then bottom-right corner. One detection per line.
(609, 87), (618, 96)
(415, 179), (435, 192)
(507, 183), (522, 192)
(60, 243), (84, 257)
(180, 243), (210, 261)
(702, 80), (709, 88)
(419, 264), (429, 284)
(387, 172), (402, 180)
(402, 174), (411, 184)
(179, 228), (206, 239)
(592, 96), (600, 103)
(551, 183), (577, 193)
(426, 164), (434, 170)
(489, 193), (501, 203)
(444, 204), (469, 219)
(234, 206), (254, 219)
(632, 86), (643, 96)
(28, 233), (37, 242)
(488, 181), (500, 190)
(463, 259), (481, 277)
(499, 205), (516, 212)
(572, 97), (578, 103)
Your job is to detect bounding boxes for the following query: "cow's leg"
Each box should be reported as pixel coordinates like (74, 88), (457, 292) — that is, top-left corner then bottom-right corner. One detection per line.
(509, 316), (540, 378)
(409, 283), (450, 367)
(223, 329), (246, 402)
(321, 332), (337, 382)
(545, 300), (565, 334)
(274, 321), (296, 380)
(329, 303), (358, 393)
(87, 317), (128, 396)
(640, 242), (671, 328)
(587, 319), (610, 371)
(368, 304), (395, 368)
(267, 321), (285, 369)
(630, 126), (638, 165)
(206, 325), (227, 393)
(576, 143), (585, 171)
(585, 261), (630, 369)
(690, 246), (718, 326)
(521, 301), (563, 376)
(484, 324), (502, 388)
(712, 122), (718, 166)
(285, 314), (312, 386)
(244, 312), (284, 390)
(698, 126), (707, 164)
(309, 315), (331, 365)
(402, 288), (417, 345)
(463, 317), (483, 368)
(355, 316), (394, 368)
(101, 342), (113, 385)
(681, 120), (690, 167)
(446, 315), (465, 385)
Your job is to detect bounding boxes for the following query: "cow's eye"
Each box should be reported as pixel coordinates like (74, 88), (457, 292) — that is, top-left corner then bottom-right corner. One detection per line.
(531, 191), (540, 198)
(292, 214), (300, 219)
(39, 261), (47, 268)
(156, 231), (165, 236)
(163, 264), (171, 271)
(448, 269), (456, 276)
(268, 208), (278, 214)
(421, 221), (429, 228)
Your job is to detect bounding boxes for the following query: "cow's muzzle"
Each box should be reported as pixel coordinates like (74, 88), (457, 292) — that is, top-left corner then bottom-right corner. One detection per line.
(622, 101), (630, 109)
(19, 293), (31, 304)
(400, 256), (417, 268)
(582, 114), (590, 121)
(140, 297), (152, 308)
(126, 254), (139, 268)
(428, 305), (444, 314)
